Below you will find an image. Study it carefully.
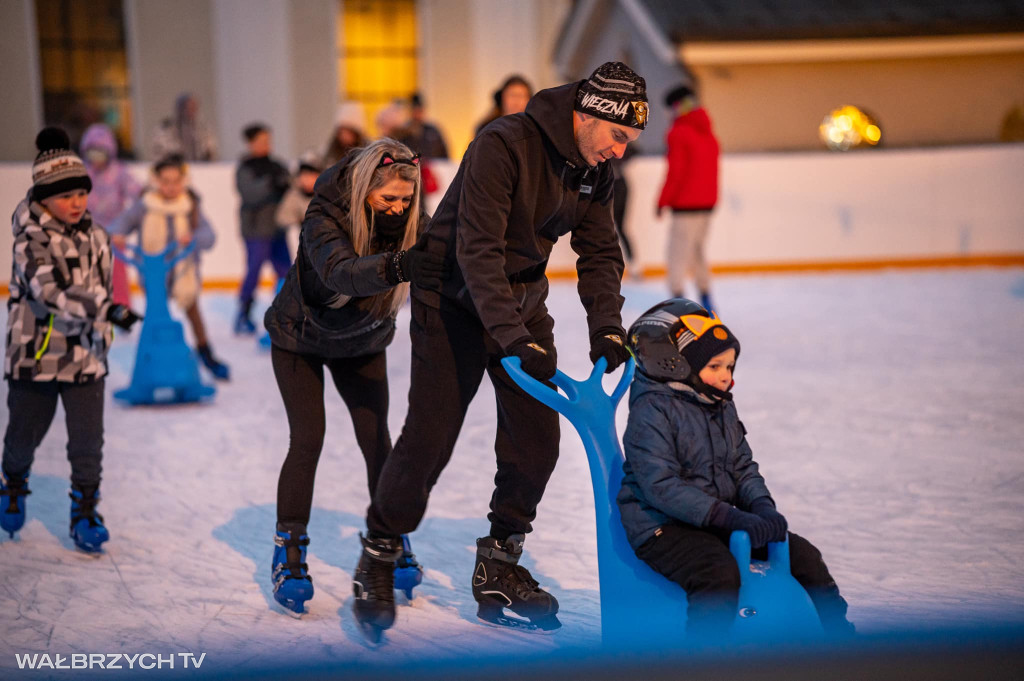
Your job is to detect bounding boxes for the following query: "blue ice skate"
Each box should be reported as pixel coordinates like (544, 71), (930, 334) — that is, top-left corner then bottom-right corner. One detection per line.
(69, 487), (109, 552)
(393, 534), (423, 600)
(502, 357), (823, 646)
(112, 242), (215, 405)
(272, 524), (314, 615)
(1, 475), (30, 538)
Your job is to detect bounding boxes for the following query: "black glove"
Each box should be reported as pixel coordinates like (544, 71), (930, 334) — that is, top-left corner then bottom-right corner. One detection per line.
(506, 337), (557, 381)
(708, 502), (773, 549)
(750, 497), (788, 543)
(589, 328), (630, 373)
(388, 246), (448, 290)
(106, 304), (143, 330)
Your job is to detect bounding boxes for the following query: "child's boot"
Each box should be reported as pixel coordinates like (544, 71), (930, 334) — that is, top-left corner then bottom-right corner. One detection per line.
(69, 485), (109, 552)
(472, 533), (561, 632)
(1, 474), (30, 538)
(197, 344), (230, 381)
(271, 522), (314, 615)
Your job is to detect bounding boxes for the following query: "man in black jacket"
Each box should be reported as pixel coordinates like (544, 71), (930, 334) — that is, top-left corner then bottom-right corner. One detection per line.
(352, 62), (648, 638)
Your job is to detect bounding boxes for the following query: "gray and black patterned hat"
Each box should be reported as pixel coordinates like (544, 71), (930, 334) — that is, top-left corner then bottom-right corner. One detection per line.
(31, 127), (92, 203)
(574, 61), (649, 130)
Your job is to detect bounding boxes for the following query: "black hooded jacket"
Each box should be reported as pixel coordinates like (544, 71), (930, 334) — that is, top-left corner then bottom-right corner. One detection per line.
(264, 156), (418, 358)
(414, 81), (626, 350)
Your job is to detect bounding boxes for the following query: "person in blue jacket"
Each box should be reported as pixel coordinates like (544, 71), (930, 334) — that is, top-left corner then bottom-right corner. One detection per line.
(619, 297), (853, 637)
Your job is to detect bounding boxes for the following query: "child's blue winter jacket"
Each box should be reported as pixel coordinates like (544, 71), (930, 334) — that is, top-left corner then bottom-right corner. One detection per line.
(617, 373), (773, 550)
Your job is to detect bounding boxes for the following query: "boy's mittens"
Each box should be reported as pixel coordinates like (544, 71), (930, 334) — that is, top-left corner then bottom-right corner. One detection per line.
(589, 328), (630, 373)
(750, 497), (788, 543)
(106, 304), (143, 330)
(708, 502), (773, 549)
(506, 338), (557, 381)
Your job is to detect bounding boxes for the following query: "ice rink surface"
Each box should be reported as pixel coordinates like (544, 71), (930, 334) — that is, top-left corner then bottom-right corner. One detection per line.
(2, 267), (1023, 675)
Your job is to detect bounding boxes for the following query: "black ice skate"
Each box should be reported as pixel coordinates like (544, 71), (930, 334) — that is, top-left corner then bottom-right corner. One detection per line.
(352, 534), (403, 643)
(472, 534), (561, 632)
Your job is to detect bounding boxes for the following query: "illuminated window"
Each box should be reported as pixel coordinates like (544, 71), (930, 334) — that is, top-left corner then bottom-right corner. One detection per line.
(819, 105), (881, 151)
(339, 0), (418, 136)
(35, 0), (134, 155)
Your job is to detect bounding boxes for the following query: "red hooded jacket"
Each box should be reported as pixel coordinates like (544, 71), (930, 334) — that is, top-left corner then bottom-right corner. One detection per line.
(657, 107), (720, 211)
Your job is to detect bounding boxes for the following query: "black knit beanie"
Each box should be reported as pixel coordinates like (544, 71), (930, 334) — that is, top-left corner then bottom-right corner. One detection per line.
(678, 318), (741, 379)
(574, 61), (649, 130)
(31, 127), (92, 203)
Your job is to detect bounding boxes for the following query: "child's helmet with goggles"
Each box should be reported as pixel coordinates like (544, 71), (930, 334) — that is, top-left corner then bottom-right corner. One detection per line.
(627, 298), (740, 390)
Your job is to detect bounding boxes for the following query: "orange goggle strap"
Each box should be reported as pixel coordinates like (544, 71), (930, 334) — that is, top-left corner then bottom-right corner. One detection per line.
(679, 311), (723, 339)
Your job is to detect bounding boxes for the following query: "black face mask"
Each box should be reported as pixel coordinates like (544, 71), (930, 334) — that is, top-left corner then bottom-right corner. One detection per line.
(372, 209), (409, 240)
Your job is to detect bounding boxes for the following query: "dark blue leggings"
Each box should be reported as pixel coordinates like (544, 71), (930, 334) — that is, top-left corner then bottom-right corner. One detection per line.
(239, 234), (291, 306)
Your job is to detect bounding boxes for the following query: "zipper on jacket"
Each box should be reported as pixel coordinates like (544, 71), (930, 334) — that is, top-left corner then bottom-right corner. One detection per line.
(35, 314), (55, 362)
(539, 163), (569, 237)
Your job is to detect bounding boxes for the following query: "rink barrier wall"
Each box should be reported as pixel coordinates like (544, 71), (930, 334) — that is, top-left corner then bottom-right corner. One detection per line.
(1, 144), (1021, 296)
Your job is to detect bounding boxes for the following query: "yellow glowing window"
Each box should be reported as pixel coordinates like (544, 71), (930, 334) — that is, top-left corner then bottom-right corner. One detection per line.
(339, 0), (418, 136)
(35, 0), (134, 154)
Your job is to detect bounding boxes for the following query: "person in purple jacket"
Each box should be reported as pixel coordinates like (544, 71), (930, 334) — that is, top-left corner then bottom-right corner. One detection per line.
(80, 123), (141, 307)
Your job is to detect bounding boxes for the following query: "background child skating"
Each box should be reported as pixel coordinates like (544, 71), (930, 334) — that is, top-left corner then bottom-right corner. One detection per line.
(619, 297), (854, 637)
(1, 128), (141, 551)
(108, 154), (229, 380)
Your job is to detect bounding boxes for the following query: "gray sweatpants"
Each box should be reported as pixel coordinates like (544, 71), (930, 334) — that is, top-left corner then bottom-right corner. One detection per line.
(667, 210), (713, 297)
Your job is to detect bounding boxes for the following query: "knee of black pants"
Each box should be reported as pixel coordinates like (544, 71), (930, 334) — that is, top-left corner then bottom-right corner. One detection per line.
(681, 557), (741, 600)
(787, 532), (833, 587)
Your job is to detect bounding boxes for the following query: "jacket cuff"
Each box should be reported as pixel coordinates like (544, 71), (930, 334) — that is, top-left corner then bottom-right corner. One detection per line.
(749, 497), (776, 514)
(705, 501), (732, 528)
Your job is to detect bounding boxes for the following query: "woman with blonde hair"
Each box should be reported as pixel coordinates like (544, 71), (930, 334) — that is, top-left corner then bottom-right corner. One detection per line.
(263, 138), (445, 616)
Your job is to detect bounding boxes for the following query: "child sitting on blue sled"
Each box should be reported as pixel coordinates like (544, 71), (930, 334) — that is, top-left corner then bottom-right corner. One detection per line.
(618, 298), (854, 637)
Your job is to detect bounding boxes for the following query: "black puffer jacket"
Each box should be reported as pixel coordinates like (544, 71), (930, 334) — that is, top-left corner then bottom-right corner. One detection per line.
(413, 81), (626, 350)
(264, 156), (417, 358)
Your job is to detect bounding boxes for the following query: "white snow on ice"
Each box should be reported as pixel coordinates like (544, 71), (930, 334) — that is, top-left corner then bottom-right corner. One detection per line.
(1, 268), (1023, 675)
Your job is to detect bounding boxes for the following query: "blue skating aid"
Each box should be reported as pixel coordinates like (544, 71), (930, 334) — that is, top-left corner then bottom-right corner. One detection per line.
(501, 356), (684, 647)
(393, 534), (423, 600)
(729, 530), (823, 641)
(501, 357), (823, 647)
(112, 242), (215, 405)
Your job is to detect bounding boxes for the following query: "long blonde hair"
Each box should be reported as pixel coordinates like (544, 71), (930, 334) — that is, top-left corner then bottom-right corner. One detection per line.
(345, 138), (421, 318)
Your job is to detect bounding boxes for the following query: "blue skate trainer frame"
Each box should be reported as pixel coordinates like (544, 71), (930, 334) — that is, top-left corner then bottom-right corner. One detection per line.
(112, 241), (215, 405)
(502, 356), (822, 647)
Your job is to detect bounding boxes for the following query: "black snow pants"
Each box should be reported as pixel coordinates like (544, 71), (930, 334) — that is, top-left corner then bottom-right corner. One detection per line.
(367, 295), (560, 541)
(2, 378), (105, 489)
(636, 522), (853, 636)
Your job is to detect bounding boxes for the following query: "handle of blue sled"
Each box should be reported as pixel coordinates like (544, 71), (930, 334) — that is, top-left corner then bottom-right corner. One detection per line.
(111, 243), (143, 268)
(500, 356), (635, 418)
(729, 530), (791, 576)
(110, 240), (197, 269)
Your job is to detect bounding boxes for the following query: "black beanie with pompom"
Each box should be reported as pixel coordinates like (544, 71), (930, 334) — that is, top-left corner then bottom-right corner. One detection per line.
(31, 127), (92, 203)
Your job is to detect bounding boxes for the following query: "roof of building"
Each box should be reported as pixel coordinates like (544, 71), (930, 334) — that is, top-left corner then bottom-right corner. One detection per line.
(640, 0), (1024, 43)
